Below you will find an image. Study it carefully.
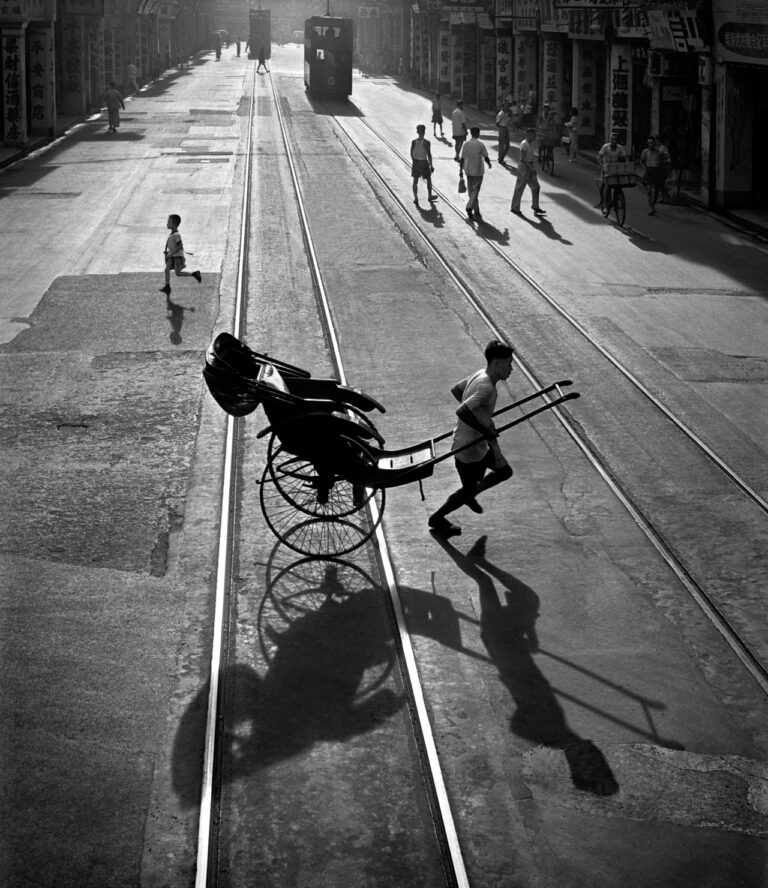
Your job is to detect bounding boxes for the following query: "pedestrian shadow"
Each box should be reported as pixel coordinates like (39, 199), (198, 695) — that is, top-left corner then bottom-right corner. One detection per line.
(171, 551), (404, 808)
(416, 202), (445, 228)
(474, 218), (510, 245)
(166, 293), (195, 345)
(509, 210), (573, 245)
(416, 532), (685, 794)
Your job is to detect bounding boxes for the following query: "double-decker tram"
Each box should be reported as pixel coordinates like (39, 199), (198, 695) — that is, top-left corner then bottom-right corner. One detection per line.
(248, 8), (271, 61)
(304, 16), (353, 99)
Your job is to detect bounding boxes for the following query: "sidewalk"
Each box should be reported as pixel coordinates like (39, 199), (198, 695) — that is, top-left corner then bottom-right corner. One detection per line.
(445, 91), (768, 244)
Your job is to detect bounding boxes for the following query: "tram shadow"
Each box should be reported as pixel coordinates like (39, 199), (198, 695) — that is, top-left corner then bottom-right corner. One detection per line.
(171, 550), (405, 808)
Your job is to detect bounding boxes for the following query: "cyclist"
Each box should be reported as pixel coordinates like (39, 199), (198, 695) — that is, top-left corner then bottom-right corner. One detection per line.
(596, 131), (626, 209)
(536, 104), (557, 167)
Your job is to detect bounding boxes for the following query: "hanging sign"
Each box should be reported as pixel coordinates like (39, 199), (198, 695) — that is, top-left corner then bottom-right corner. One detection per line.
(713, 0), (768, 65)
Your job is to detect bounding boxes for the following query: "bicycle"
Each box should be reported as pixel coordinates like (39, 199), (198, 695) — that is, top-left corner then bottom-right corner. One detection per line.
(595, 161), (636, 228)
(538, 141), (555, 175)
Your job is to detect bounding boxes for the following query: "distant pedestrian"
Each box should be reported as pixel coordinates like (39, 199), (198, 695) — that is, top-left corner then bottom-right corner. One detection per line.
(451, 100), (468, 161)
(104, 82), (125, 133)
(460, 126), (491, 220)
(656, 135), (672, 202)
(125, 61), (139, 95)
(640, 135), (665, 215)
(495, 101), (511, 164)
(160, 214), (202, 294)
(564, 107), (579, 162)
(511, 127), (545, 216)
(428, 339), (515, 537)
(431, 92), (444, 139)
(410, 125), (438, 205)
(236, 37), (241, 57)
(257, 47), (268, 73)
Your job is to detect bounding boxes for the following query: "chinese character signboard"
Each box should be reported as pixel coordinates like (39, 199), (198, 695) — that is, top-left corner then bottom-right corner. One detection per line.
(541, 38), (565, 116)
(514, 34), (537, 104)
(438, 22), (450, 88)
(576, 42), (596, 136)
(713, 0), (768, 66)
(608, 44), (631, 146)
(3, 32), (26, 143)
(496, 34), (512, 101)
(513, 0), (537, 33)
(540, 0), (569, 34)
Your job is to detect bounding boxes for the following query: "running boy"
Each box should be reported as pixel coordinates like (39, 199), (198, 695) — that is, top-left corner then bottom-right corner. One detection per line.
(160, 214), (201, 294)
(428, 340), (515, 537)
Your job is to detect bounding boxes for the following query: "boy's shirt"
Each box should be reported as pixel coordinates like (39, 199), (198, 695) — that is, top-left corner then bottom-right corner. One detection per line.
(165, 231), (184, 258)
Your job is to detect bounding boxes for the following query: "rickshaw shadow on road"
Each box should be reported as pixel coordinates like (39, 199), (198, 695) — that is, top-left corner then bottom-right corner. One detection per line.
(171, 551), (404, 808)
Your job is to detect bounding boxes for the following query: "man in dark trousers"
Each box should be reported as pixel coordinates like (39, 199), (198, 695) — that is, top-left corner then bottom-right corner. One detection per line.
(428, 340), (515, 537)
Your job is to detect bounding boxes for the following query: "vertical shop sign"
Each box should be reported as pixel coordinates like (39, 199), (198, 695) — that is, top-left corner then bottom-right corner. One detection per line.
(438, 22), (450, 86)
(541, 38), (564, 115)
(480, 31), (495, 107)
(450, 27), (462, 96)
(28, 27), (55, 133)
(576, 42), (596, 136)
(608, 43), (631, 147)
(514, 35), (536, 103)
(2, 32), (26, 143)
(496, 34), (512, 101)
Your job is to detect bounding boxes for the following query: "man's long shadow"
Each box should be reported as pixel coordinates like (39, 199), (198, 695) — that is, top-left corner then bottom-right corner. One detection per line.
(425, 533), (622, 795)
(172, 556), (404, 808)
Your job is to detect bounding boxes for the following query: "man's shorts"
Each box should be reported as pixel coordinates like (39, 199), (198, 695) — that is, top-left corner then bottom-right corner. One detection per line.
(456, 443), (510, 488)
(411, 159), (431, 180)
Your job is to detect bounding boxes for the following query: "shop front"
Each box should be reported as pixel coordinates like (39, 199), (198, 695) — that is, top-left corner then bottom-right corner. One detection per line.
(712, 0), (768, 208)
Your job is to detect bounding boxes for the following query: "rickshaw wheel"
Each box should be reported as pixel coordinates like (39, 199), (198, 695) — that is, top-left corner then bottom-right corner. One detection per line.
(259, 444), (385, 557)
(259, 506), (385, 557)
(265, 444), (381, 519)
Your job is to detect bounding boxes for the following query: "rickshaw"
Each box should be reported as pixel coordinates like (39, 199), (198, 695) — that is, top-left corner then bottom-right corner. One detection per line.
(203, 333), (579, 557)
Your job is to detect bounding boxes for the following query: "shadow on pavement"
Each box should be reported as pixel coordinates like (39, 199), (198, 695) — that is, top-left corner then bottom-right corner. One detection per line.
(171, 552), (404, 809)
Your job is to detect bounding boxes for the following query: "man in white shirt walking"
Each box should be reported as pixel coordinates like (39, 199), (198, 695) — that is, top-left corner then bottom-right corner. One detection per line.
(451, 99), (468, 161)
(511, 127), (545, 216)
(460, 126), (492, 220)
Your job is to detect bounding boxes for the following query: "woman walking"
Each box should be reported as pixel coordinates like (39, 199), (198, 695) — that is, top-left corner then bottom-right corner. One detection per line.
(104, 82), (125, 133)
(431, 92), (444, 139)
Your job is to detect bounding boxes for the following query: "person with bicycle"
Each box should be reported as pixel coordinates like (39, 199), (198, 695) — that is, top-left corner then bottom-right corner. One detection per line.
(536, 104), (557, 169)
(597, 131), (626, 209)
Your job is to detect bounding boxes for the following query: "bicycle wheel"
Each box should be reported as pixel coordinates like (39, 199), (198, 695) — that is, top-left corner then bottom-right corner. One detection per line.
(613, 188), (626, 227)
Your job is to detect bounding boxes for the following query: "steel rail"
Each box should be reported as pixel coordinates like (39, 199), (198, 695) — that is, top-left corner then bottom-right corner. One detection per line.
(194, 66), (256, 888)
(349, 112), (768, 519)
(269, 76), (470, 888)
(325, 109), (768, 697)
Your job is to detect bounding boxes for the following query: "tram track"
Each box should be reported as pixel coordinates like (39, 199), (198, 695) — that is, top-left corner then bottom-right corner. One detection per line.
(308, 98), (768, 697)
(195, 68), (470, 887)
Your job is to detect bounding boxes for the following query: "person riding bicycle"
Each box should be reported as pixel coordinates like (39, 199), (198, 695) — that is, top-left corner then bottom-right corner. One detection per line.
(536, 104), (557, 166)
(597, 131), (626, 207)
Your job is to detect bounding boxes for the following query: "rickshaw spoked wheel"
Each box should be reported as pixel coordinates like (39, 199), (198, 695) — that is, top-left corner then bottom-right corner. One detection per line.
(259, 442), (385, 557)
(264, 443), (382, 519)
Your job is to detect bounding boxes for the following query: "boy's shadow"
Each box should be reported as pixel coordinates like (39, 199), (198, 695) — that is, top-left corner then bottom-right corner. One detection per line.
(165, 293), (195, 345)
(430, 533), (619, 795)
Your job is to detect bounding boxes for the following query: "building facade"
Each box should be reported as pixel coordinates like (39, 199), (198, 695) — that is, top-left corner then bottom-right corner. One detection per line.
(401, 0), (768, 212)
